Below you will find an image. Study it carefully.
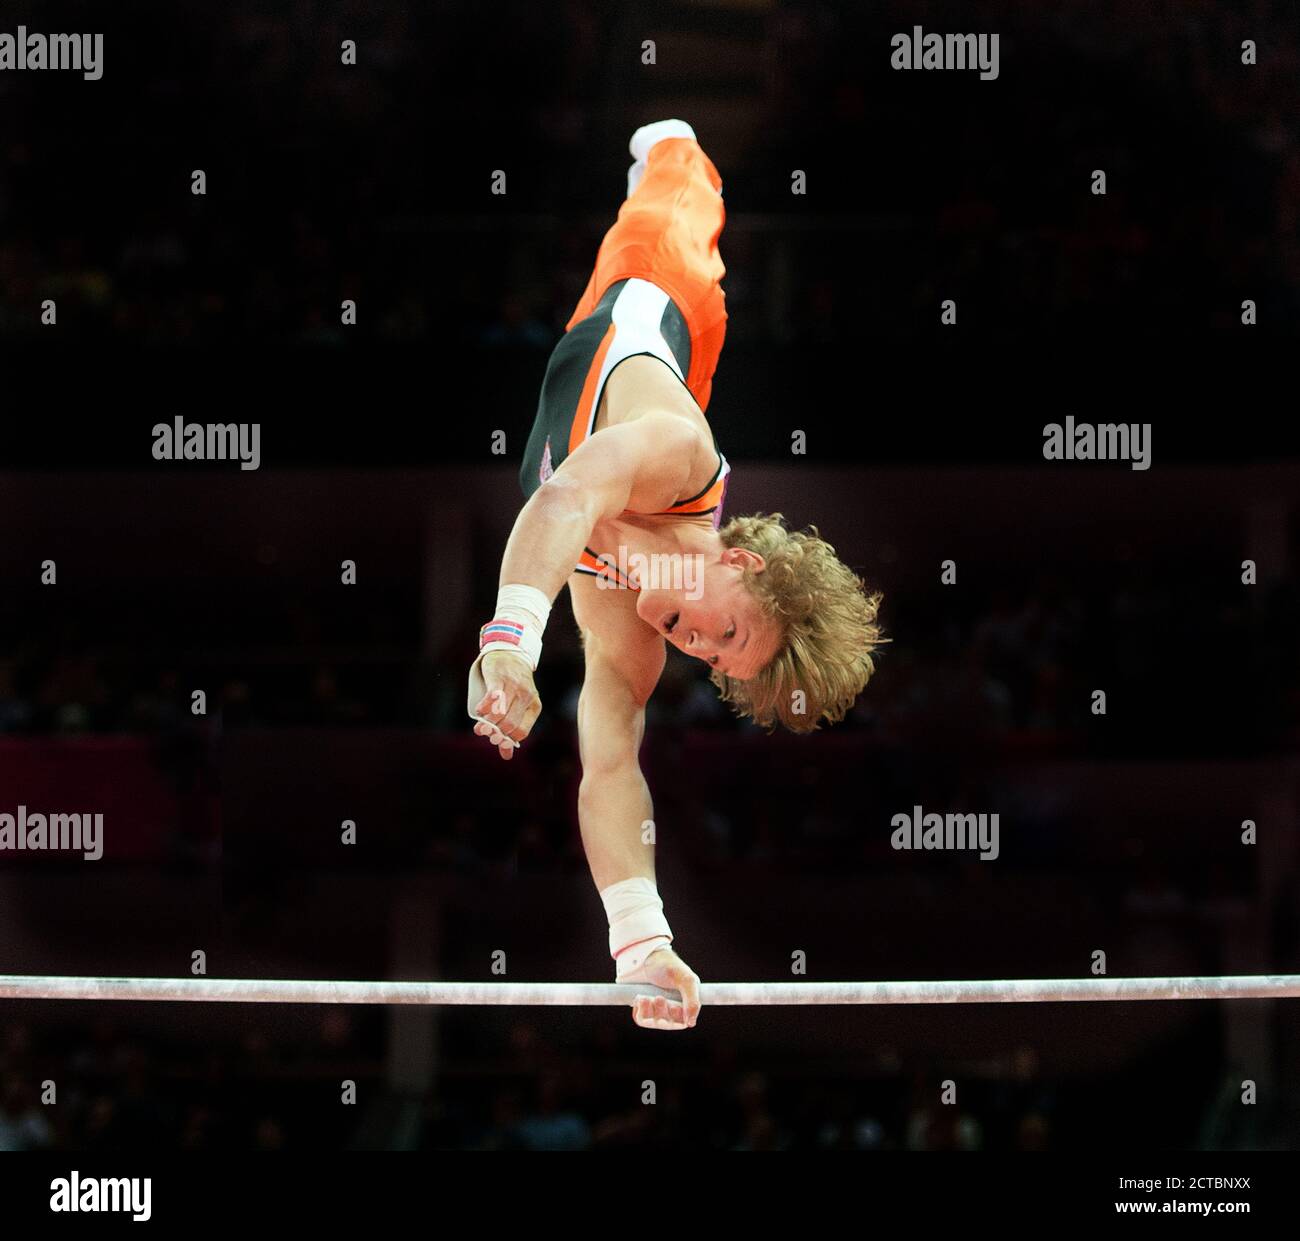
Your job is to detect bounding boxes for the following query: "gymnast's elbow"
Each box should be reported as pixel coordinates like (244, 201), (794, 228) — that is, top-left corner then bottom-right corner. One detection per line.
(530, 473), (605, 535)
(576, 684), (647, 780)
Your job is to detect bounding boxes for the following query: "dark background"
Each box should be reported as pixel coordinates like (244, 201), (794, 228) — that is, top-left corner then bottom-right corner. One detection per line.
(1, 0), (1298, 1152)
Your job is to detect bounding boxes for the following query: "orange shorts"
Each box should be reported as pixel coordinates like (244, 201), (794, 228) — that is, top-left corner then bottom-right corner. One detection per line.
(566, 136), (728, 413)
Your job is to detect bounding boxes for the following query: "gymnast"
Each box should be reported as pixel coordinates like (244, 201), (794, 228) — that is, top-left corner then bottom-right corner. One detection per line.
(467, 121), (883, 1030)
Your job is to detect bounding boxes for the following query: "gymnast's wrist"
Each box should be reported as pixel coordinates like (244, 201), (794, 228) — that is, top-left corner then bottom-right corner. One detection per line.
(600, 876), (674, 978)
(478, 583), (552, 671)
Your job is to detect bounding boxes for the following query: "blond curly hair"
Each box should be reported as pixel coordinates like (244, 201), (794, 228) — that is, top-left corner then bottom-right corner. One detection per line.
(710, 513), (884, 733)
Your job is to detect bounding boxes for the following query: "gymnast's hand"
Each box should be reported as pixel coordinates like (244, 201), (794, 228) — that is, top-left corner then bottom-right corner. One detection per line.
(621, 946), (702, 1031)
(472, 650), (542, 761)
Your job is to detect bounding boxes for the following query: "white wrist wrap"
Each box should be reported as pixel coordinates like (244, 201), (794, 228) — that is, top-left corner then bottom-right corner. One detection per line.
(467, 584), (552, 729)
(479, 583), (551, 670)
(600, 877), (673, 978)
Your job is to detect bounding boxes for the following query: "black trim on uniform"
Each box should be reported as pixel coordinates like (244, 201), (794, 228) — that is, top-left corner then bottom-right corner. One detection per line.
(519, 280), (634, 500)
(601, 349), (690, 405)
(582, 545), (632, 584)
(671, 457), (724, 507)
(658, 296), (691, 378)
(665, 504), (717, 519)
(520, 279), (726, 530)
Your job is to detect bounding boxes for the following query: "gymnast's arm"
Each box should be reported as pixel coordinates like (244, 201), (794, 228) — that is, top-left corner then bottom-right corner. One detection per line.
(499, 410), (699, 596)
(570, 574), (664, 890)
(569, 575), (702, 1030)
(472, 411), (699, 756)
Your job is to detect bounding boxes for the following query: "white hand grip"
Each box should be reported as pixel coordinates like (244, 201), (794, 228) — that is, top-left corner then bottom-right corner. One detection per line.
(467, 650), (522, 747)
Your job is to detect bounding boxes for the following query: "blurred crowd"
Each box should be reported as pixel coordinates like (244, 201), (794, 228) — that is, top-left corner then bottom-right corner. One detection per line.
(1, 0), (1296, 343)
(5, 1012), (1253, 1151)
(1, 568), (1293, 883)
(2, 569), (1294, 746)
(3, 0), (1297, 1156)
(0, 1013), (378, 1151)
(424, 1041), (1062, 1152)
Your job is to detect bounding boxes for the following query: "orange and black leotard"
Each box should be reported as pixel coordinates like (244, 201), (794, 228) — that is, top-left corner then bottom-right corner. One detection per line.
(519, 135), (730, 590)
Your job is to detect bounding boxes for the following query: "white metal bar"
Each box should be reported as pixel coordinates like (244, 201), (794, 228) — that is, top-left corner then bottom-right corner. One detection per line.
(1, 974), (1298, 1005)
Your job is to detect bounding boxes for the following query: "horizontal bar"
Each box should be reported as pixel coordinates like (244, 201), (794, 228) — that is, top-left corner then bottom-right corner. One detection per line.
(1, 974), (1299, 1006)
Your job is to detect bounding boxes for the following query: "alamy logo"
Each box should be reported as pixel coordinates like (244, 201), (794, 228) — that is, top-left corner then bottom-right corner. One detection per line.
(891, 805), (1000, 861)
(0, 806), (103, 860)
(595, 548), (704, 598)
(891, 27), (1000, 80)
(1043, 418), (1152, 471)
(0, 28), (102, 80)
(152, 419), (261, 470)
(50, 1171), (151, 1221)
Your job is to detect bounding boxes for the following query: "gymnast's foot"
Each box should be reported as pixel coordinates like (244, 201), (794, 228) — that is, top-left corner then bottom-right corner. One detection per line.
(626, 118), (698, 197)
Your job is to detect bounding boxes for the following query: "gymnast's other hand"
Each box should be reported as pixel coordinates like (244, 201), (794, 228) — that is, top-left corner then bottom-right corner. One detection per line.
(472, 650), (541, 760)
(622, 946), (702, 1031)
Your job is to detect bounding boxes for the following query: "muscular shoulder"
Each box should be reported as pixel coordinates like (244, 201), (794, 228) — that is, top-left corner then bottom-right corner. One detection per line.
(603, 355), (711, 441)
(593, 359), (714, 513)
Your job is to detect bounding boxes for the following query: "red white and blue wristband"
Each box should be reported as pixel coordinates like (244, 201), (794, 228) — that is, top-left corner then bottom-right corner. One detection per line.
(467, 584), (551, 735)
(480, 618), (527, 650)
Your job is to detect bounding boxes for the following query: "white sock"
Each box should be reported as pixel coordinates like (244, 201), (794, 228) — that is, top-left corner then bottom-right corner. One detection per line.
(629, 119), (696, 164)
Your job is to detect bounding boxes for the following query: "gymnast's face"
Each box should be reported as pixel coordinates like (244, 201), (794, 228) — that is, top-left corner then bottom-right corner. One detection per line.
(637, 547), (781, 680)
